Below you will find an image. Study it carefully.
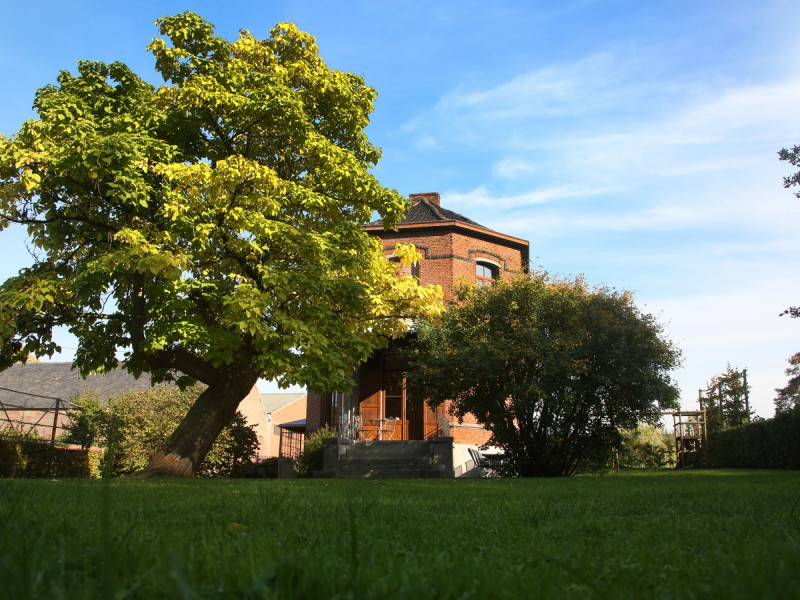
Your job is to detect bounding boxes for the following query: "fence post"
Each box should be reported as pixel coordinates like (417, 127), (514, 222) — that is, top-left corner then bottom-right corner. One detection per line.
(50, 399), (62, 448)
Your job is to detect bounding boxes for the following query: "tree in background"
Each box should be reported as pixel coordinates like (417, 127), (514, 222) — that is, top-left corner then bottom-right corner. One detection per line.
(0, 13), (442, 476)
(775, 147), (799, 414)
(699, 364), (752, 431)
(63, 385), (258, 477)
(774, 352), (800, 415)
(779, 145), (800, 318)
(618, 423), (675, 469)
(779, 145), (800, 198)
(406, 274), (681, 477)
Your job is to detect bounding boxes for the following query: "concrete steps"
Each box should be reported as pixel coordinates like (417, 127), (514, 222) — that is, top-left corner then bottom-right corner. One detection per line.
(318, 437), (455, 479)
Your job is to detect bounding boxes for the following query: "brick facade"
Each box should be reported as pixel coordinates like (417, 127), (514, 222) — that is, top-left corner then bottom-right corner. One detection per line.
(366, 192), (528, 303)
(309, 192), (529, 447)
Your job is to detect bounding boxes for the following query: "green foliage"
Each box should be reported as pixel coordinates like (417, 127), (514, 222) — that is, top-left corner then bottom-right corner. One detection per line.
(63, 385), (259, 477)
(0, 429), (102, 478)
(293, 425), (336, 478)
(774, 352), (800, 415)
(707, 409), (800, 469)
(0, 12), (440, 385)
(700, 364), (752, 431)
(779, 144), (800, 198)
(0, 12), (442, 474)
(229, 456), (279, 478)
(618, 423), (675, 469)
(407, 273), (681, 477)
(778, 146), (799, 318)
(60, 391), (106, 449)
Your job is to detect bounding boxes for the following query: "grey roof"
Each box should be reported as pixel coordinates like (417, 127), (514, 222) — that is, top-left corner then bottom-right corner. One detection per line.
(0, 362), (159, 410)
(278, 418), (306, 431)
(259, 393), (305, 415)
(369, 198), (487, 229)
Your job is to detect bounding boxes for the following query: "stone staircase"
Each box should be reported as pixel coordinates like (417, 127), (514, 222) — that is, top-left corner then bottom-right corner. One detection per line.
(317, 437), (455, 479)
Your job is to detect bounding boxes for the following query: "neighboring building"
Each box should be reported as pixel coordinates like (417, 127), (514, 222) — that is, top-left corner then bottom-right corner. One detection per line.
(0, 361), (165, 441)
(0, 361), (270, 449)
(306, 192), (529, 452)
(237, 392), (307, 459)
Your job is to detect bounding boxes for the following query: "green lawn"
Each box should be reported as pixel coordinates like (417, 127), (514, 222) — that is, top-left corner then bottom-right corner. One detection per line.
(1, 470), (798, 599)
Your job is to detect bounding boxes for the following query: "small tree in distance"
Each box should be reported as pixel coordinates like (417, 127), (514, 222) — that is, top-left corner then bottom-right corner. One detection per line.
(774, 352), (800, 415)
(778, 145), (799, 318)
(618, 423), (675, 469)
(700, 364), (752, 431)
(406, 273), (681, 477)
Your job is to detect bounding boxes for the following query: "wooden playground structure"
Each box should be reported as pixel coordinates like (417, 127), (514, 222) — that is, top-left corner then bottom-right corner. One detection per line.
(667, 409), (708, 468)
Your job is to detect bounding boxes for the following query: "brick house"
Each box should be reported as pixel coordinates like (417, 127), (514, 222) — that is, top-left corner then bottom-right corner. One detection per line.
(306, 192), (529, 453)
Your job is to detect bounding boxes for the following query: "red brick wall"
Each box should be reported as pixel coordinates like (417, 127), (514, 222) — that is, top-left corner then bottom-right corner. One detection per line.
(305, 389), (324, 433)
(441, 401), (494, 445)
(378, 228), (526, 302)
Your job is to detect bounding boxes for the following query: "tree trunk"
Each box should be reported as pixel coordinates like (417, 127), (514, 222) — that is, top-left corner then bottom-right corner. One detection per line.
(132, 372), (259, 477)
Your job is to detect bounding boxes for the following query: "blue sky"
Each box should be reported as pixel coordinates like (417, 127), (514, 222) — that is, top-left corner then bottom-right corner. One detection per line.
(1, 1), (798, 417)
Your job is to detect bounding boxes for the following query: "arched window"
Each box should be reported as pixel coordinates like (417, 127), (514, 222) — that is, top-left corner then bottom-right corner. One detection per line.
(476, 260), (499, 287)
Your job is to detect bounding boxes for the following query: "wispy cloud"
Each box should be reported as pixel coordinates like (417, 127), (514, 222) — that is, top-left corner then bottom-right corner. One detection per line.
(445, 183), (615, 211)
(439, 54), (633, 121)
(404, 52), (800, 185)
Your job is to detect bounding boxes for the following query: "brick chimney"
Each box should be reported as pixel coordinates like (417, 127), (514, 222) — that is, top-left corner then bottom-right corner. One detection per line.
(409, 192), (440, 207)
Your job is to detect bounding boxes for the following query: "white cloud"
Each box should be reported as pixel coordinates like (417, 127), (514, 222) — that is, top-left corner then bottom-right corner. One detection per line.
(445, 183), (616, 212)
(439, 54), (634, 121)
(492, 158), (537, 179)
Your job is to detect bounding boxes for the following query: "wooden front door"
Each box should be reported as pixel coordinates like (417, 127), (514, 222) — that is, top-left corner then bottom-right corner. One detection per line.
(358, 351), (439, 441)
(381, 353), (438, 441)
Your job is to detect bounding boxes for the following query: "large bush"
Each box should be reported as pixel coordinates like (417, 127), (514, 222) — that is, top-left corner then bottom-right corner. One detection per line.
(63, 385), (259, 477)
(407, 274), (681, 477)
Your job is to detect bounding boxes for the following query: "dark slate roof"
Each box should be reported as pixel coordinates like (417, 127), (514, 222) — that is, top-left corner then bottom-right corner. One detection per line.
(369, 198), (486, 229)
(0, 362), (159, 410)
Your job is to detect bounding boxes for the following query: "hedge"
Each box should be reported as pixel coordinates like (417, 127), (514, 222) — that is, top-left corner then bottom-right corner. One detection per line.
(0, 439), (102, 478)
(707, 409), (800, 469)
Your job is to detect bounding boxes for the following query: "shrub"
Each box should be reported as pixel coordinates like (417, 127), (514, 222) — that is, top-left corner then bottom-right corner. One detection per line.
(230, 457), (279, 479)
(619, 423), (675, 469)
(294, 426), (336, 478)
(60, 392), (106, 450)
(63, 385), (260, 477)
(0, 428), (102, 478)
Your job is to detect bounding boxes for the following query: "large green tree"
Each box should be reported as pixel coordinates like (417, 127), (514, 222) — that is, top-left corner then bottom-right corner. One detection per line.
(0, 13), (441, 476)
(407, 274), (681, 476)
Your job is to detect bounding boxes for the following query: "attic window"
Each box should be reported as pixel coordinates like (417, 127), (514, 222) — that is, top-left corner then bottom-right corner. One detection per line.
(476, 261), (499, 287)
